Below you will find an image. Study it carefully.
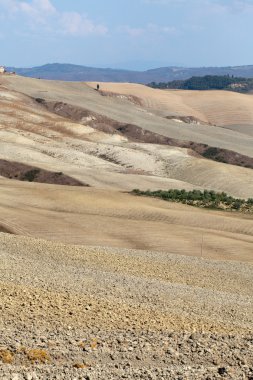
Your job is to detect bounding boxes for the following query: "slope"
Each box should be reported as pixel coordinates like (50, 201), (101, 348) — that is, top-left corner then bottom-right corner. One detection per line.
(0, 180), (253, 262)
(1, 82), (253, 197)
(3, 76), (253, 158)
(88, 82), (253, 127)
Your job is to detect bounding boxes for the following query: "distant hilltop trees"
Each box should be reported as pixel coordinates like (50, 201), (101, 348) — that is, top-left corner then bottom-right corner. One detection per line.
(148, 75), (253, 93)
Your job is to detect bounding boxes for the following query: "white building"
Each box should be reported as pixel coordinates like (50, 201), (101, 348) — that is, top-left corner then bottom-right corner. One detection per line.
(0, 66), (6, 74)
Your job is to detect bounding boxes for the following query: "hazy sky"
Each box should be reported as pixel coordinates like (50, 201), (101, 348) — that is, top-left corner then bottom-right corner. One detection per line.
(0, 0), (252, 69)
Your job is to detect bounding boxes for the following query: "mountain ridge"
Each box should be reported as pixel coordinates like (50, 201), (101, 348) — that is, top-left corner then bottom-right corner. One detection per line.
(6, 63), (253, 83)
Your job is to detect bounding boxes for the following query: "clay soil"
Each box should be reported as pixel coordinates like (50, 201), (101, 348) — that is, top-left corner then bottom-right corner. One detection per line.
(0, 232), (252, 379)
(39, 99), (253, 169)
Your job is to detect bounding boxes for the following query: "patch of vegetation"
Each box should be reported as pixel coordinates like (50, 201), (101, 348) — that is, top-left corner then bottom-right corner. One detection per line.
(148, 75), (253, 93)
(73, 363), (89, 369)
(0, 349), (14, 364)
(132, 189), (253, 213)
(35, 97), (45, 104)
(202, 147), (219, 158)
(201, 147), (227, 163)
(21, 169), (40, 182)
(26, 349), (51, 364)
(90, 338), (98, 350)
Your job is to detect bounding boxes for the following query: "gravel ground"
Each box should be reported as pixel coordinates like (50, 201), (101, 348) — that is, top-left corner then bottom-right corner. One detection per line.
(0, 232), (252, 379)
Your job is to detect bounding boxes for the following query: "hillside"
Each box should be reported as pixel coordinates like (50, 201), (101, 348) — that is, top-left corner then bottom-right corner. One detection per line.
(1, 76), (253, 198)
(87, 81), (253, 136)
(0, 74), (252, 254)
(1, 180), (253, 261)
(7, 63), (253, 83)
(0, 74), (252, 378)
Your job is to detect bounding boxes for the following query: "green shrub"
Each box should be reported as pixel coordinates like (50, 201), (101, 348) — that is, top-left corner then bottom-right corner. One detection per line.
(131, 189), (252, 213)
(22, 169), (40, 182)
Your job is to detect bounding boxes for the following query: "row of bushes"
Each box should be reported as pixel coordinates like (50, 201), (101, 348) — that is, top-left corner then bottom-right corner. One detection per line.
(132, 189), (253, 212)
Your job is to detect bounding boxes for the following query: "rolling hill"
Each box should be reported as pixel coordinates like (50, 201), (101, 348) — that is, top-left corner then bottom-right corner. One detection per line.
(7, 63), (253, 83)
(0, 73), (252, 378)
(1, 75), (253, 198)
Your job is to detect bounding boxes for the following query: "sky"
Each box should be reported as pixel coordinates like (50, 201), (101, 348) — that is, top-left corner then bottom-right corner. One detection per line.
(0, 0), (253, 70)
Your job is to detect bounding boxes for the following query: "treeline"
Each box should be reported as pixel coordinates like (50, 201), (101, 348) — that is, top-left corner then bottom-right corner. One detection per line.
(132, 189), (253, 212)
(148, 75), (253, 92)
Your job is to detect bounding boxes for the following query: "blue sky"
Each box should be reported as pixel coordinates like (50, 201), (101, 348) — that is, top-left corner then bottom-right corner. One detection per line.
(0, 0), (253, 69)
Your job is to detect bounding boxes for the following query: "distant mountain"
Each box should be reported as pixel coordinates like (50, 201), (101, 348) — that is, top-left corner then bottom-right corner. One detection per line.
(7, 63), (253, 83)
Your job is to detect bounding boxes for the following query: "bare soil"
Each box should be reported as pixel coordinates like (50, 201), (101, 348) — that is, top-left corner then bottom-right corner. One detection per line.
(4, 76), (253, 158)
(99, 89), (144, 106)
(0, 76), (252, 379)
(87, 82), (253, 128)
(0, 233), (252, 379)
(166, 115), (212, 125)
(37, 98), (253, 169)
(113, 123), (253, 168)
(1, 181), (253, 263)
(0, 225), (13, 234)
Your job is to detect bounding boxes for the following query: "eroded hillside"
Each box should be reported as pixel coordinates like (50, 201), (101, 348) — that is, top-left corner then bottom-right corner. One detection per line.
(0, 75), (253, 379)
(0, 76), (253, 197)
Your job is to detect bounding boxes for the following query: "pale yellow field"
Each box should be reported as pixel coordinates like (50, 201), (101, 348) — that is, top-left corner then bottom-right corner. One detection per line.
(0, 75), (252, 264)
(0, 78), (253, 198)
(0, 179), (252, 262)
(87, 82), (253, 126)
(0, 75), (253, 378)
(3, 76), (253, 156)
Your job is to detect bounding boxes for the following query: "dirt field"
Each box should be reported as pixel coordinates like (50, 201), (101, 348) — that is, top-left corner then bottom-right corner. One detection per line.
(0, 232), (253, 379)
(88, 82), (253, 127)
(0, 79), (253, 197)
(0, 75), (252, 379)
(3, 76), (253, 157)
(0, 179), (252, 263)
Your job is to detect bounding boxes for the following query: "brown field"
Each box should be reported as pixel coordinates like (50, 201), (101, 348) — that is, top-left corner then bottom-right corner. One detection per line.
(0, 179), (252, 262)
(3, 75), (253, 156)
(0, 75), (252, 378)
(0, 76), (253, 197)
(87, 81), (253, 127)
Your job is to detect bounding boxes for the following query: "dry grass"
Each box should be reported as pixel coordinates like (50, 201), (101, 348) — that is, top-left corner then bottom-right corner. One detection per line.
(87, 82), (253, 126)
(0, 349), (14, 364)
(73, 363), (89, 369)
(26, 349), (51, 364)
(78, 338), (98, 350)
(90, 338), (98, 350)
(78, 341), (86, 349)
